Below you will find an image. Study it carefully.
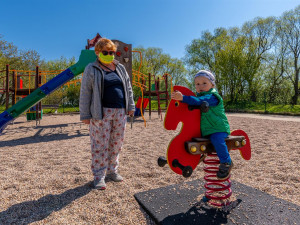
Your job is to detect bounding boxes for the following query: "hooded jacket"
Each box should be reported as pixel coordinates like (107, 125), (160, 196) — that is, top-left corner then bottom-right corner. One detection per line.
(79, 60), (135, 121)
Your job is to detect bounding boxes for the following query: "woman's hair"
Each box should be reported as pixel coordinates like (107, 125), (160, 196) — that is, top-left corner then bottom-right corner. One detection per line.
(95, 38), (117, 52)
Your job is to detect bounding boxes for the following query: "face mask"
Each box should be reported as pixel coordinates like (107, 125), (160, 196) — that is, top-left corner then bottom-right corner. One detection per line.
(98, 52), (114, 64)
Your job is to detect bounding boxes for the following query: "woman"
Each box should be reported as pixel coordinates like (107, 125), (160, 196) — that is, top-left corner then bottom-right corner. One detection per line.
(80, 38), (135, 190)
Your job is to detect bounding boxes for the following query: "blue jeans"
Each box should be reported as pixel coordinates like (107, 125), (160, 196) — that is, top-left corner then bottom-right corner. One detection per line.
(207, 132), (231, 164)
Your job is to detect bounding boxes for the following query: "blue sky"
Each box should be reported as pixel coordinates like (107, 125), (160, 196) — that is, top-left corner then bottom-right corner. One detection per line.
(0, 0), (299, 62)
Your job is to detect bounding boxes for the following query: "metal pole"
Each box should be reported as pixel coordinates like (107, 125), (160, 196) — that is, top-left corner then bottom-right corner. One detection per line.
(165, 74), (169, 108)
(12, 71), (16, 106)
(35, 66), (39, 126)
(157, 76), (159, 117)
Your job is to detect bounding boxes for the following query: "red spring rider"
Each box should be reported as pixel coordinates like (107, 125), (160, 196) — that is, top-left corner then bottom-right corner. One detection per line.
(158, 85), (251, 207)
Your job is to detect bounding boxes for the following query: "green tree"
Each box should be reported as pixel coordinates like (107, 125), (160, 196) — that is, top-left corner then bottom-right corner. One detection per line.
(41, 56), (78, 106)
(0, 35), (43, 70)
(185, 30), (219, 73)
(277, 6), (300, 104)
(66, 85), (80, 106)
(132, 47), (171, 75)
(132, 46), (187, 97)
(0, 35), (44, 105)
(215, 35), (247, 102)
(41, 56), (76, 71)
(165, 58), (189, 86)
(241, 16), (277, 101)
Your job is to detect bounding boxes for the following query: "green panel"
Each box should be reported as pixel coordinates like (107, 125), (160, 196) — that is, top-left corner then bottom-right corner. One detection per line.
(151, 84), (156, 91)
(7, 88), (46, 118)
(26, 111), (43, 121)
(69, 50), (97, 76)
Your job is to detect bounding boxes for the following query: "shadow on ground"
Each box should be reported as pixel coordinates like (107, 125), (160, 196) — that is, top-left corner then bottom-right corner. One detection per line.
(0, 123), (89, 147)
(0, 182), (92, 225)
(161, 199), (242, 225)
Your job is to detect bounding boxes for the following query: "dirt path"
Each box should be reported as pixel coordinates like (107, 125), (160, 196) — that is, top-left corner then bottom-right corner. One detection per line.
(227, 112), (300, 122)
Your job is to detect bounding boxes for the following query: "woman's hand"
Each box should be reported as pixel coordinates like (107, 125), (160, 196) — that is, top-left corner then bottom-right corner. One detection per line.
(82, 119), (90, 124)
(128, 111), (134, 117)
(171, 91), (183, 101)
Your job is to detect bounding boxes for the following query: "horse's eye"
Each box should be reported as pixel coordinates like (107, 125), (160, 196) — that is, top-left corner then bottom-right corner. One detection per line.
(175, 101), (179, 107)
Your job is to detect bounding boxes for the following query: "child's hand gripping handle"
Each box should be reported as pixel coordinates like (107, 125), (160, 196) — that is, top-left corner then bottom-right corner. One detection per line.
(188, 101), (209, 113)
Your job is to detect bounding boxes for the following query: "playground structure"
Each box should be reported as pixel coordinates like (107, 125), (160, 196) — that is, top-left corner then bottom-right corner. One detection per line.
(0, 65), (83, 121)
(0, 65), (66, 120)
(0, 49), (97, 133)
(142, 73), (171, 119)
(132, 69), (172, 119)
(0, 33), (173, 133)
(157, 85), (251, 208)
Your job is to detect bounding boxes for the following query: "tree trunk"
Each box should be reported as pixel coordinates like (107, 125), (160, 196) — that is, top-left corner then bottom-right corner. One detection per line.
(291, 59), (299, 105)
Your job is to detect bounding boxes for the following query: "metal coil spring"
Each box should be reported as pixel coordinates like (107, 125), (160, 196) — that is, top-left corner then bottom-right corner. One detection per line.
(203, 152), (232, 207)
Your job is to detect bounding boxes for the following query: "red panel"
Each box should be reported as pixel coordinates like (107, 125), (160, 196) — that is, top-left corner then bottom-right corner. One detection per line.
(164, 86), (202, 175)
(230, 129), (251, 160)
(136, 97), (150, 109)
(20, 78), (23, 89)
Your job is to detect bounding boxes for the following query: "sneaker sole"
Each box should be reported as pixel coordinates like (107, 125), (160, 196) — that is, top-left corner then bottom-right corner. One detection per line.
(106, 179), (123, 182)
(95, 186), (106, 190)
(105, 176), (124, 182)
(217, 174), (231, 180)
(89, 181), (106, 190)
(217, 163), (234, 180)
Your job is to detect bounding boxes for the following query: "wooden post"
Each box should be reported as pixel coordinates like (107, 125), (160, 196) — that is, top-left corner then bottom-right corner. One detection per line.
(35, 66), (39, 89)
(5, 64), (9, 110)
(148, 73), (151, 119)
(86, 39), (90, 49)
(157, 76), (160, 116)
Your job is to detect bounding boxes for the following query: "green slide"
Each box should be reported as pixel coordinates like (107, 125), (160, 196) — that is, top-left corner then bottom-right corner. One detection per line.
(0, 50), (97, 134)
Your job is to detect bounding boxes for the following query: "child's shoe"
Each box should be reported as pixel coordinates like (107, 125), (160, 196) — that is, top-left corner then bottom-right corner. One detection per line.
(106, 172), (123, 182)
(94, 177), (106, 190)
(217, 161), (233, 180)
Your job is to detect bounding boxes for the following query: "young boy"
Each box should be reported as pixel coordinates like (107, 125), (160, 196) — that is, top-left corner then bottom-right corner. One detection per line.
(171, 70), (232, 179)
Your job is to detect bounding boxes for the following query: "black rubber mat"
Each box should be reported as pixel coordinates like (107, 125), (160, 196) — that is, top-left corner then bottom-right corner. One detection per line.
(134, 179), (300, 225)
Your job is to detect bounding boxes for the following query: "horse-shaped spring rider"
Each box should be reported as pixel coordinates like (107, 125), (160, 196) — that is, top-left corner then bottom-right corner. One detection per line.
(158, 86), (251, 207)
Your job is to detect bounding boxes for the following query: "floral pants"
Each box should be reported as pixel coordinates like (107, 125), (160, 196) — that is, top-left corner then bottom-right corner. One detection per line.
(89, 108), (127, 180)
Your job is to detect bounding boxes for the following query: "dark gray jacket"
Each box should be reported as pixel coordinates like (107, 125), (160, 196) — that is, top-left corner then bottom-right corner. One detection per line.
(79, 60), (135, 121)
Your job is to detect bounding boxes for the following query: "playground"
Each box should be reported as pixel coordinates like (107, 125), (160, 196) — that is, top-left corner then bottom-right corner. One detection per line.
(0, 112), (299, 224)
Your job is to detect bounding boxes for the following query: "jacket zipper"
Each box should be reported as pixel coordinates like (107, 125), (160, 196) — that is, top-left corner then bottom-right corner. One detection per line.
(93, 63), (128, 113)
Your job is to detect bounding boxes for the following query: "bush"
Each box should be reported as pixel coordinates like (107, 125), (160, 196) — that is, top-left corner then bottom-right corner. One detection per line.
(42, 88), (65, 105)
(66, 85), (80, 106)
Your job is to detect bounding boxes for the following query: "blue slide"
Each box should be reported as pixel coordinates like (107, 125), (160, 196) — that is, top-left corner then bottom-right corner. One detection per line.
(0, 50), (97, 134)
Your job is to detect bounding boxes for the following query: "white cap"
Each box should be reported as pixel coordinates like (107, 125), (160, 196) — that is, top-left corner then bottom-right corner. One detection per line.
(194, 70), (215, 85)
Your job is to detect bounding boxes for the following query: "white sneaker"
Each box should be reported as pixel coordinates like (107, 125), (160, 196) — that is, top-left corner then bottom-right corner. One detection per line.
(106, 173), (123, 182)
(94, 177), (106, 190)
